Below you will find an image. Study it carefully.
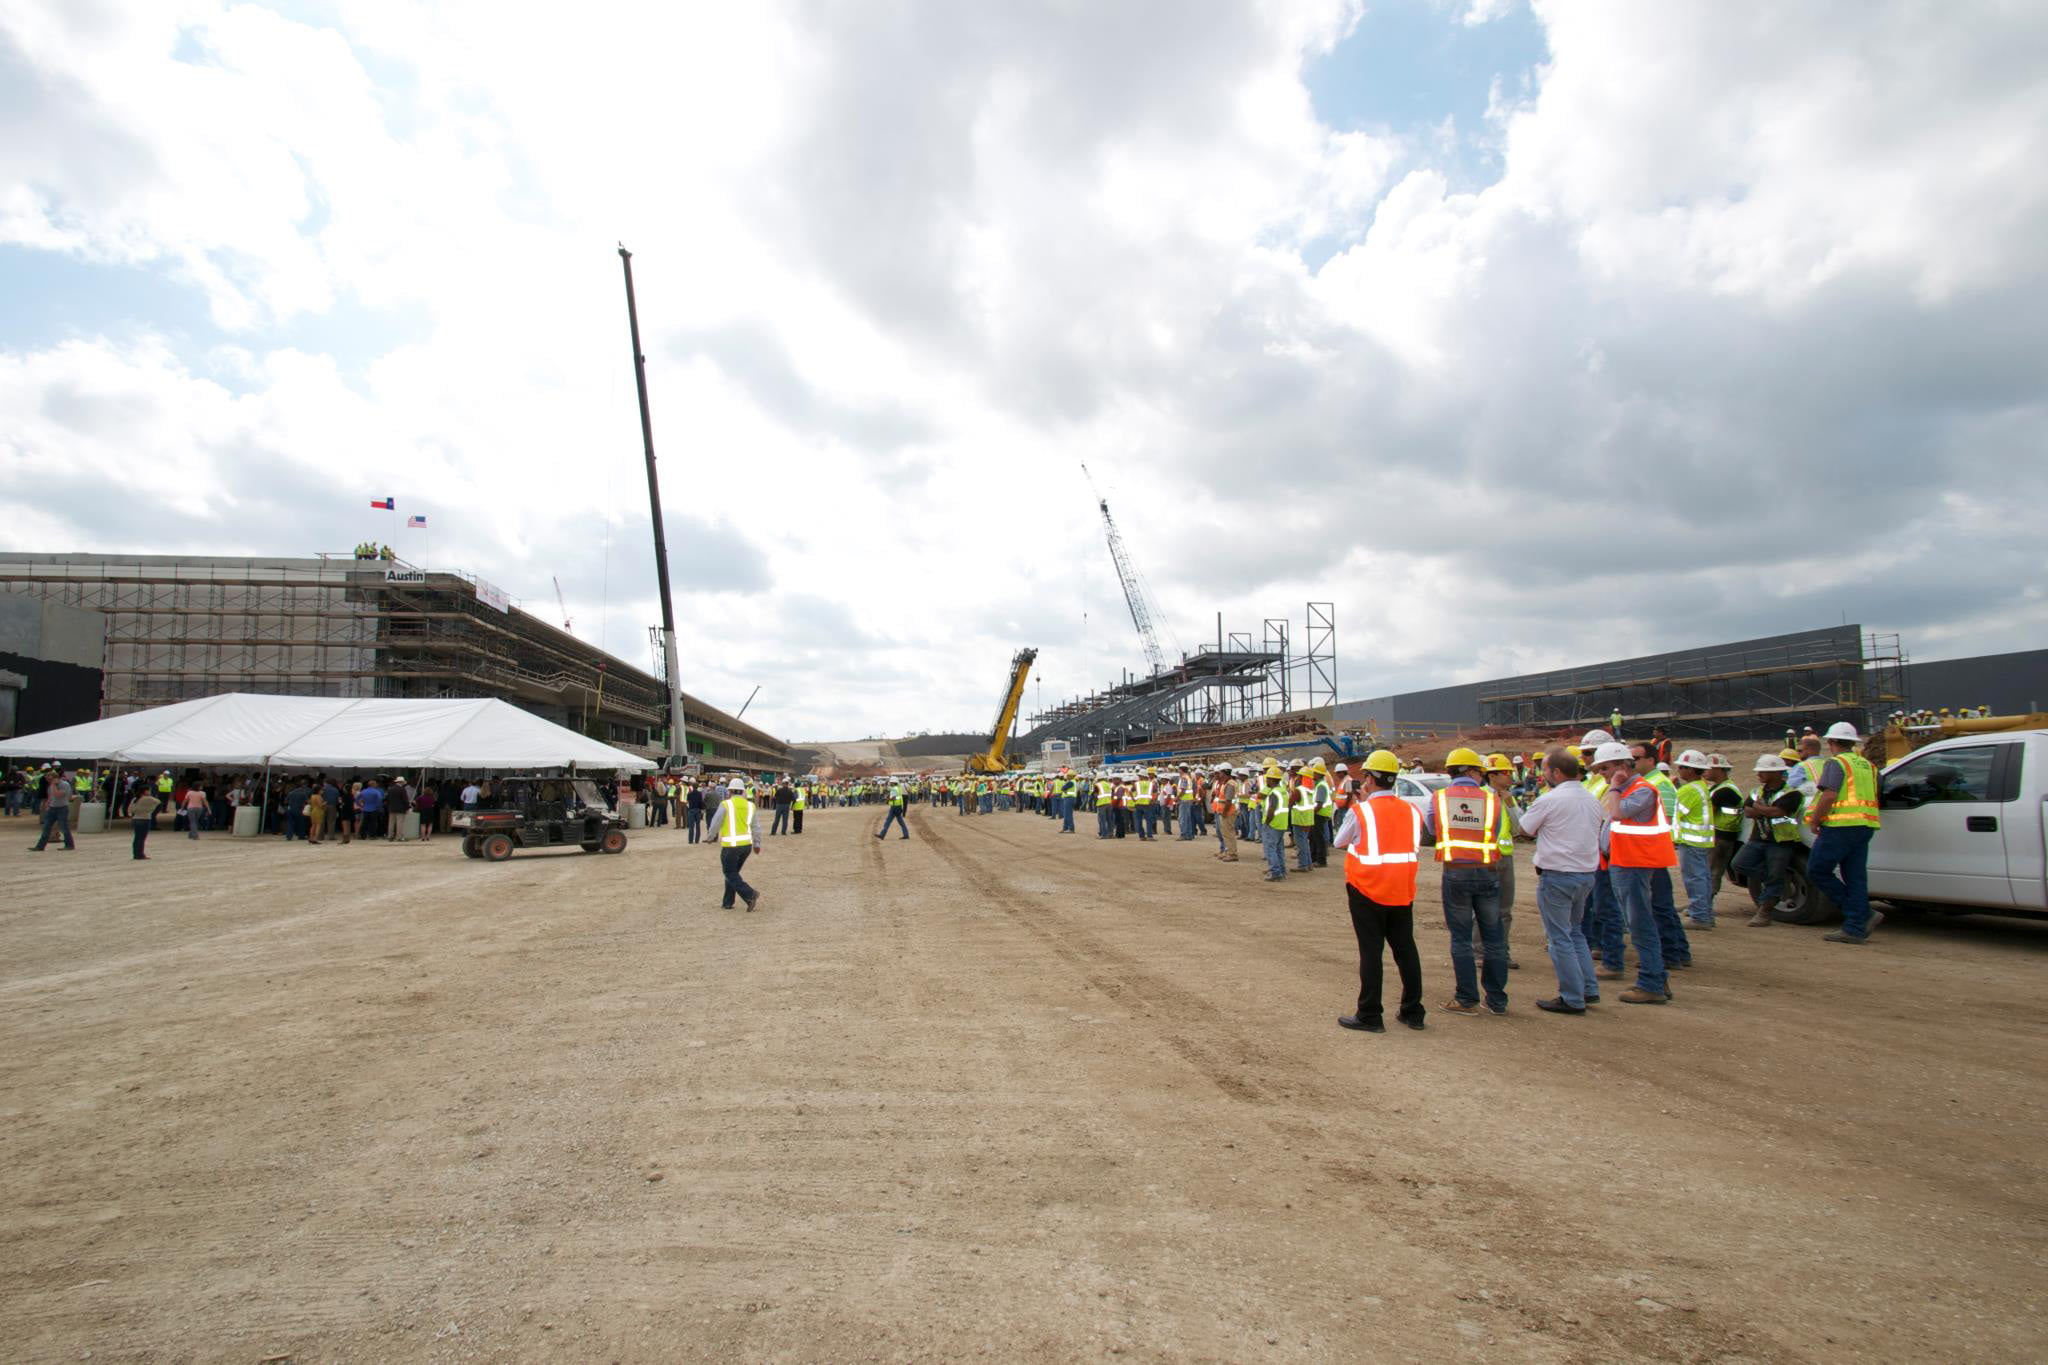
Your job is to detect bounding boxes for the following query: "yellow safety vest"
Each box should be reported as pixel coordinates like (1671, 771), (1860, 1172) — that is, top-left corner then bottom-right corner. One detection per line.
(1750, 785), (1804, 843)
(1709, 781), (1743, 835)
(1264, 787), (1291, 831)
(1134, 779), (1154, 804)
(1674, 780), (1716, 849)
(719, 795), (755, 847)
(1821, 753), (1881, 829)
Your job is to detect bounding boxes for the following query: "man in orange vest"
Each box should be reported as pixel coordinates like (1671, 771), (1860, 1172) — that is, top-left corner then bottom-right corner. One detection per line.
(1591, 741), (1679, 1004)
(1424, 747), (1509, 1016)
(1333, 750), (1426, 1033)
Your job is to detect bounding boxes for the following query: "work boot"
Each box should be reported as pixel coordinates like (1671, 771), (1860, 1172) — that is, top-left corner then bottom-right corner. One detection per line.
(1618, 987), (1669, 1004)
(1748, 898), (1776, 927)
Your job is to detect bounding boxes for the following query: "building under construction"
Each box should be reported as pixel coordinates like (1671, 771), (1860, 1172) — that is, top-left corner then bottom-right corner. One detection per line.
(0, 552), (791, 770)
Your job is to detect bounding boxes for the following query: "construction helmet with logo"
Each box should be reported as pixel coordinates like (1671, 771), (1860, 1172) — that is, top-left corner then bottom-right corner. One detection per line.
(1445, 746), (1485, 771)
(1485, 753), (1513, 772)
(1675, 749), (1710, 770)
(1754, 753), (1788, 773)
(1530, 750), (1547, 765)
(1706, 752), (1731, 769)
(1779, 748), (1800, 763)
(1363, 749), (1401, 774)
(1824, 721), (1862, 743)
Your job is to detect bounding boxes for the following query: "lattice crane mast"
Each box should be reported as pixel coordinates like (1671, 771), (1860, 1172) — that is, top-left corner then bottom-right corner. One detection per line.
(1081, 463), (1167, 676)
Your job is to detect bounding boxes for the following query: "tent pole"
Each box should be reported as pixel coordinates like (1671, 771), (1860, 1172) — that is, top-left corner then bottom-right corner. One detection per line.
(258, 761), (271, 837)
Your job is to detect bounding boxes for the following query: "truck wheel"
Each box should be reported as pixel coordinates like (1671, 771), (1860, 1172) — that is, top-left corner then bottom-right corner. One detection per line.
(580, 841), (601, 853)
(600, 829), (628, 854)
(1773, 847), (1841, 925)
(462, 837), (483, 859)
(482, 833), (515, 862)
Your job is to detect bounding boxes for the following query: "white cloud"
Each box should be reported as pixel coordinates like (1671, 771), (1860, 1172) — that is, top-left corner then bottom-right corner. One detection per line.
(2, 0), (2045, 740)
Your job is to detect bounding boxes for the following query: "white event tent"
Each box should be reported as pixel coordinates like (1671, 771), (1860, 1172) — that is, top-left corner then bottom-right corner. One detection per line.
(0, 693), (654, 772)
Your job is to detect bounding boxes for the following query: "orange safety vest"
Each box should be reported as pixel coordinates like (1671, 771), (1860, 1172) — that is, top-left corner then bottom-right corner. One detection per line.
(1608, 776), (1678, 868)
(1346, 791), (1423, 904)
(1431, 784), (1500, 865)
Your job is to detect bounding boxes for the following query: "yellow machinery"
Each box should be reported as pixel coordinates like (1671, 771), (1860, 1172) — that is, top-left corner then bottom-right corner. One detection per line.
(1870, 712), (2048, 766)
(966, 647), (1038, 773)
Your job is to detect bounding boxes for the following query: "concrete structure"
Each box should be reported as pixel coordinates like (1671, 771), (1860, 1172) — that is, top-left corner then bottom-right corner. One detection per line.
(0, 553), (789, 770)
(0, 592), (107, 737)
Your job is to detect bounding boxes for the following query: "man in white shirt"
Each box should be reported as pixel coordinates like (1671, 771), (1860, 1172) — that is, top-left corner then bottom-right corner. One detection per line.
(1517, 751), (1605, 1014)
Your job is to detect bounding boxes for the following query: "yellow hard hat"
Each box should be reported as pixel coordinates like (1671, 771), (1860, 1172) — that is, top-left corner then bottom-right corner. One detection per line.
(1530, 750), (1547, 764)
(1564, 745), (1581, 760)
(1445, 746), (1485, 770)
(1779, 748), (1800, 762)
(1363, 749), (1400, 774)
(1485, 752), (1513, 772)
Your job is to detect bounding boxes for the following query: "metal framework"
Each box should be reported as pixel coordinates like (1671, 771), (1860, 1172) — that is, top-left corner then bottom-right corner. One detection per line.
(1262, 618), (1291, 716)
(0, 553), (791, 769)
(1301, 601), (1335, 713)
(1475, 626), (1908, 739)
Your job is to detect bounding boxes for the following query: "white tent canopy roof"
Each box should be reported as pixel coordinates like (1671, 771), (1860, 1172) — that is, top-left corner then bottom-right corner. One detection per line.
(0, 693), (655, 771)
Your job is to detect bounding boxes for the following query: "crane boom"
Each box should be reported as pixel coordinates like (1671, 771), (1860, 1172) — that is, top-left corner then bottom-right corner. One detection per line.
(1081, 463), (1166, 675)
(552, 576), (572, 632)
(966, 647), (1038, 773)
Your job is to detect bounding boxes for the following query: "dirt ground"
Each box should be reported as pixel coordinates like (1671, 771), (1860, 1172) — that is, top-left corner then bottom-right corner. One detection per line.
(2, 805), (2044, 1363)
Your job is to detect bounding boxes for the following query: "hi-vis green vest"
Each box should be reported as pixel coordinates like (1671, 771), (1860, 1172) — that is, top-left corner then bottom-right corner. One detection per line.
(1095, 782), (1112, 807)
(1709, 781), (1743, 835)
(1289, 783), (1316, 827)
(1134, 778), (1154, 805)
(1645, 769), (1679, 820)
(1674, 780), (1716, 849)
(719, 795), (755, 847)
(1750, 785), (1803, 843)
(1314, 779), (1333, 819)
(889, 784), (906, 808)
(1264, 785), (1291, 831)
(1821, 753), (1882, 829)
(793, 789), (806, 810)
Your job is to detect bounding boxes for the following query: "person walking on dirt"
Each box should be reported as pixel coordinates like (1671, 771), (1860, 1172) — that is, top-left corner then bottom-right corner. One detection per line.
(1333, 750), (1426, 1033)
(716, 776), (762, 911)
(1517, 750), (1603, 1013)
(1210, 764), (1239, 862)
(876, 779), (910, 840)
(30, 768), (77, 851)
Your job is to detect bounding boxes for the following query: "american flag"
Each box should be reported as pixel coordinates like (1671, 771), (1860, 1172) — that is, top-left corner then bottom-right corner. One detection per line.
(407, 515), (427, 528)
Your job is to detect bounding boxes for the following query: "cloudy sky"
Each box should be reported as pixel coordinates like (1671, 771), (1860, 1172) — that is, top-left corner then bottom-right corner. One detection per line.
(4, 0), (2044, 741)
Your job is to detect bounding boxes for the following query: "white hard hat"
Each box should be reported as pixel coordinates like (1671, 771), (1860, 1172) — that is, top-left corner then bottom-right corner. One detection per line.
(1592, 742), (1633, 766)
(728, 777), (745, 791)
(1706, 752), (1731, 769)
(1582, 729), (1614, 748)
(1675, 749), (1711, 770)
(1754, 754), (1788, 773)
(1825, 721), (1862, 743)
(1334, 762), (1349, 771)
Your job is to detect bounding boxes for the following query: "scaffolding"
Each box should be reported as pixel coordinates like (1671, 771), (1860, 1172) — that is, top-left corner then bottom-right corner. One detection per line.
(1475, 626), (1908, 739)
(0, 553), (791, 769)
(1300, 601), (1335, 712)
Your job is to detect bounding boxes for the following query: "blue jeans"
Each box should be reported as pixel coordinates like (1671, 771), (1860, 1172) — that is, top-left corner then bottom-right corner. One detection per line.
(979, 794), (992, 814)
(687, 809), (702, 843)
(1588, 867), (1625, 969)
(1651, 867), (1691, 966)
(1261, 825), (1287, 877)
(1060, 796), (1075, 832)
(1610, 867), (1668, 996)
(1807, 825), (1876, 936)
(1292, 826), (1313, 870)
(1442, 866), (1508, 1010)
(1535, 869), (1597, 1008)
(771, 806), (789, 835)
(1678, 845), (1715, 924)
(1096, 804), (1111, 837)
(1732, 839), (1793, 903)
(878, 806), (908, 838)
(1178, 804), (1197, 839)
(35, 804), (74, 849)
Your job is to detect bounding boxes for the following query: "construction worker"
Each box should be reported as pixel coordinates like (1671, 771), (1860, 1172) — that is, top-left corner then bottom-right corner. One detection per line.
(1733, 753), (1804, 926)
(1094, 772), (1114, 838)
(1310, 761), (1334, 867)
(1424, 747), (1507, 1016)
(1592, 741), (1678, 1004)
(1259, 766), (1290, 881)
(1633, 742), (1692, 970)
(1609, 705), (1623, 735)
(1786, 733), (1825, 794)
(1133, 769), (1157, 840)
(1649, 726), (1673, 768)
(792, 782), (806, 835)
(1517, 748), (1604, 1014)
(1671, 750), (1717, 929)
(1209, 764), (1238, 862)
(1805, 721), (1884, 943)
(876, 778), (910, 840)
(1059, 770), (1077, 833)
(1483, 753), (1523, 970)
(1333, 749), (1426, 1033)
(1704, 753), (1744, 897)
(716, 776), (762, 912)
(1288, 761), (1317, 871)
(1574, 730), (1628, 977)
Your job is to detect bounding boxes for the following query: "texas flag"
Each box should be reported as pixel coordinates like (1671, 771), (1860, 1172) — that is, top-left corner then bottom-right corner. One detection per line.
(370, 497), (394, 510)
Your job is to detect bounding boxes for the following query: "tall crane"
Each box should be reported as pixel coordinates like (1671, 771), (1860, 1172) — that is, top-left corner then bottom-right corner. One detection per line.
(966, 647), (1038, 773)
(552, 576), (573, 632)
(1081, 463), (1167, 676)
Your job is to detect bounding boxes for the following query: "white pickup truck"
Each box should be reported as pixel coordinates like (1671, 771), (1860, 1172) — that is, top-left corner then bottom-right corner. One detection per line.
(1865, 728), (2046, 919)
(1756, 729), (2046, 923)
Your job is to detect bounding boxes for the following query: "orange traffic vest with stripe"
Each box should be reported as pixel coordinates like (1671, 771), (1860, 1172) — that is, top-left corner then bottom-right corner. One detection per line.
(1821, 752), (1882, 829)
(1431, 784), (1500, 865)
(1347, 791), (1422, 904)
(1608, 776), (1678, 868)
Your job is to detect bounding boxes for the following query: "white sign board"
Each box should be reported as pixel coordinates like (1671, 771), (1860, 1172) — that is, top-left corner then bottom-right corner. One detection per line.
(474, 578), (510, 613)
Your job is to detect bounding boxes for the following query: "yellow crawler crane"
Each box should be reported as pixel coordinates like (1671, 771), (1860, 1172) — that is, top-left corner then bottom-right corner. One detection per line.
(966, 647), (1038, 774)
(1870, 711), (2048, 766)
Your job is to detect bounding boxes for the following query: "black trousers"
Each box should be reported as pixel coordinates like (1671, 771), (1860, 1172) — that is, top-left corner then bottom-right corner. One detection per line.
(793, 809), (804, 834)
(131, 817), (152, 858)
(1345, 884), (1424, 1023)
(720, 845), (756, 907)
(1310, 819), (1328, 866)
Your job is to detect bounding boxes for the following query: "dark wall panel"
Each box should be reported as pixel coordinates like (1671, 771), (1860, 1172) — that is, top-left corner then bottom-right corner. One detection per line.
(1900, 650), (2048, 715)
(0, 652), (103, 735)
